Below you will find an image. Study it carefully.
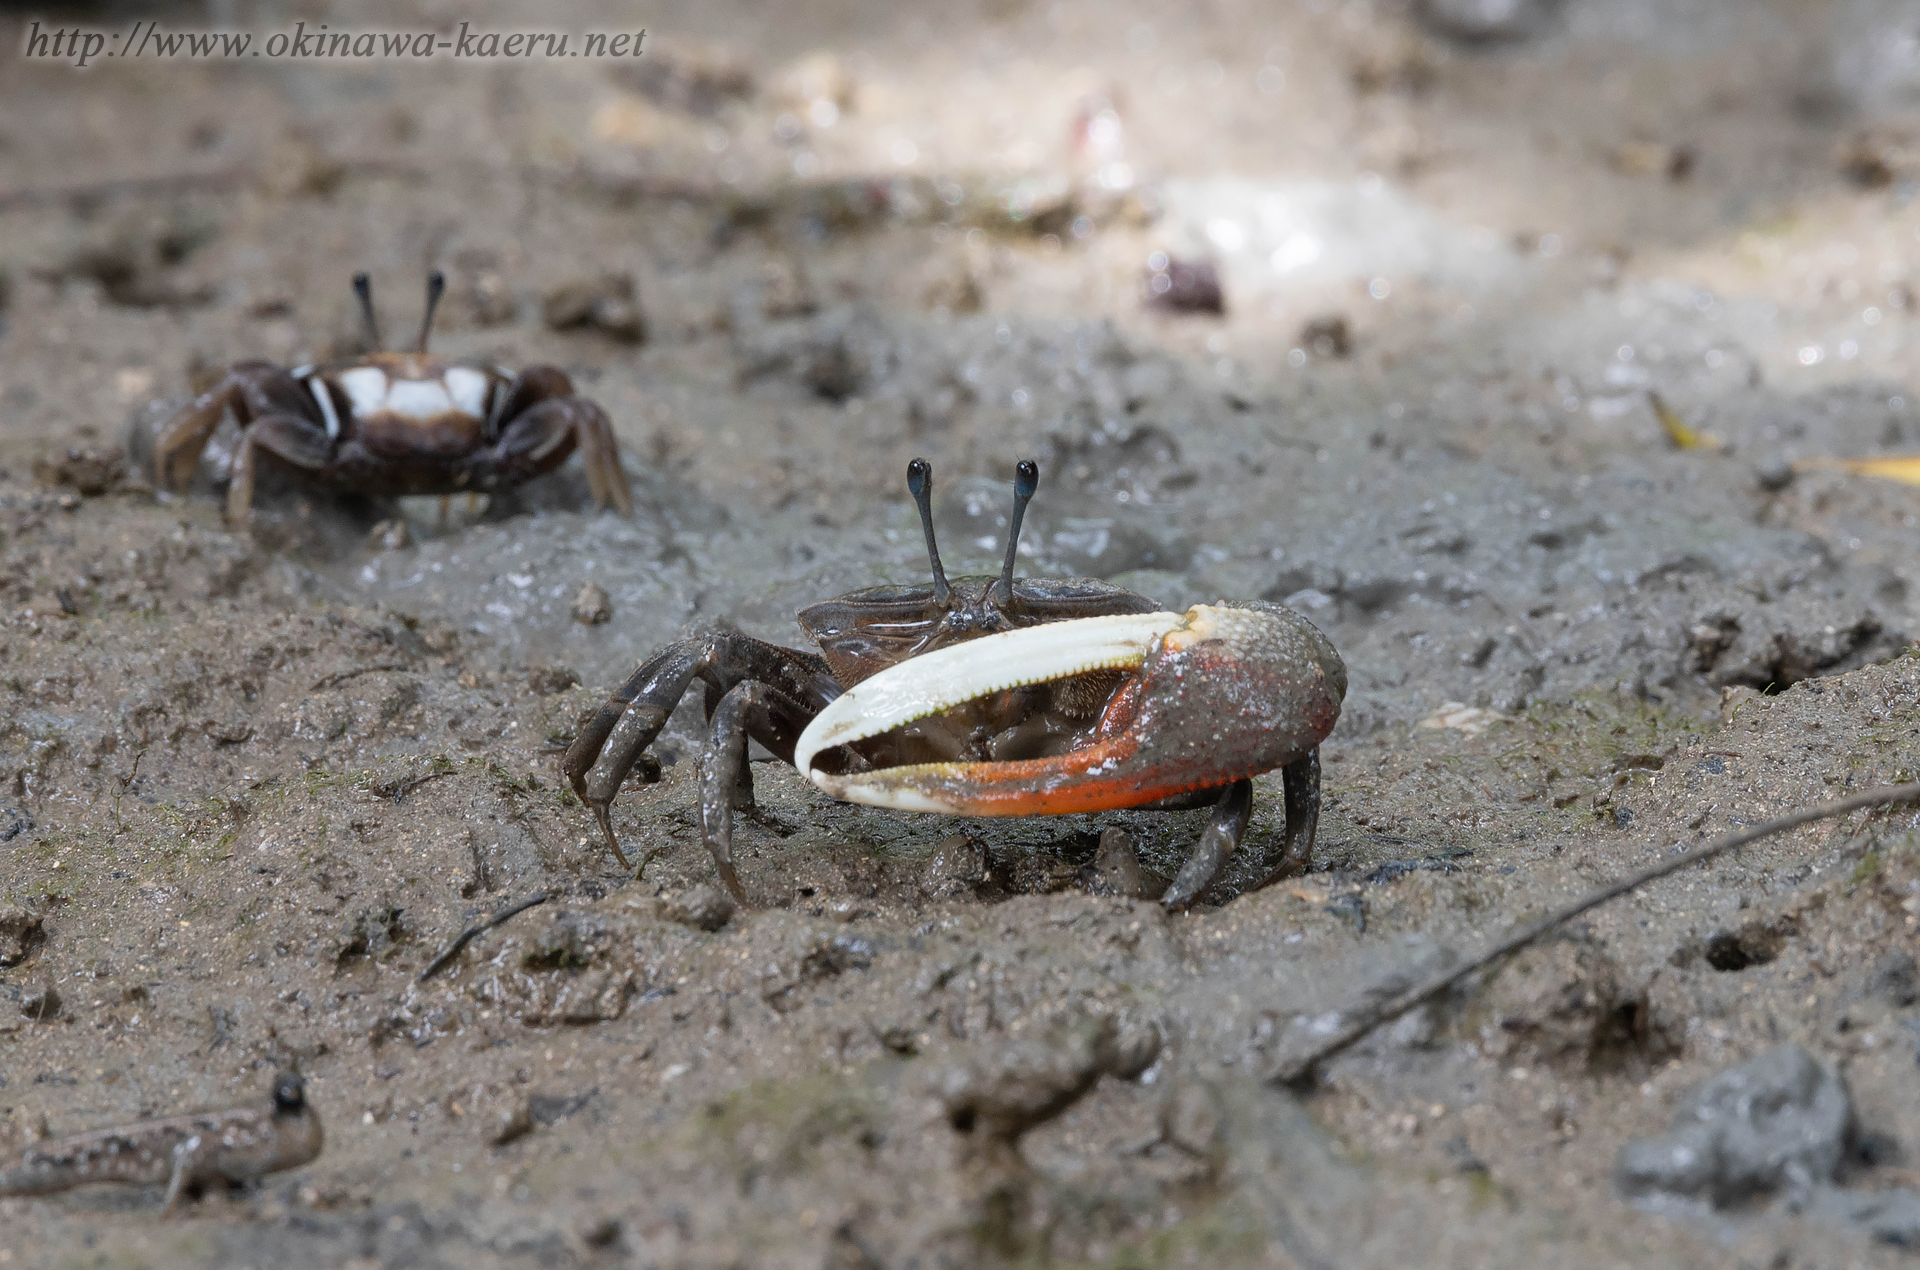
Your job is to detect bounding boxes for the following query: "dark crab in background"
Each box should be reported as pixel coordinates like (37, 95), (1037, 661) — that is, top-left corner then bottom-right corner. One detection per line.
(139, 271), (633, 522)
(563, 457), (1346, 910)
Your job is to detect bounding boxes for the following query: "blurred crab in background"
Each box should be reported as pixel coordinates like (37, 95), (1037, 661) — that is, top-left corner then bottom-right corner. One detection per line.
(565, 457), (1345, 910)
(144, 271), (632, 522)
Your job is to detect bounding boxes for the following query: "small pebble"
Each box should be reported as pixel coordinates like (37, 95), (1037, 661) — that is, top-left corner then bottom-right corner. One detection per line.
(485, 1097), (533, 1147)
(580, 1215), (622, 1249)
(0, 904), (45, 966)
(527, 664), (581, 696)
(573, 582), (613, 626)
(920, 832), (992, 900)
(1146, 258), (1225, 315)
(1081, 827), (1153, 899)
(543, 274), (646, 343)
(1298, 314), (1352, 359)
(661, 885), (735, 932)
(370, 519), (412, 551)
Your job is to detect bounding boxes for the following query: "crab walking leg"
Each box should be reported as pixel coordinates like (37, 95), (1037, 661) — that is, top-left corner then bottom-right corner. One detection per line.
(574, 409), (612, 513)
(581, 400), (635, 516)
(151, 361), (310, 490)
(492, 364), (575, 418)
(152, 378), (239, 490)
(1161, 778), (1254, 910)
(700, 680), (819, 901)
(566, 642), (711, 867)
(484, 396), (634, 516)
(1273, 750), (1321, 879)
(563, 634), (834, 868)
(224, 412), (335, 523)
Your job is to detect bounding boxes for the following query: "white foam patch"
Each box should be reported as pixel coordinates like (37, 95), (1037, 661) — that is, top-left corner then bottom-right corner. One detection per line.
(444, 366), (489, 418)
(336, 366), (388, 419)
(793, 609), (1186, 782)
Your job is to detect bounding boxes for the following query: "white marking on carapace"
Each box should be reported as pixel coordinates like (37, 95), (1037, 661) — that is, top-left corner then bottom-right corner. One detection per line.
(792, 609), (1190, 785)
(444, 366), (489, 418)
(307, 377), (342, 440)
(384, 377), (455, 419)
(336, 366), (389, 419)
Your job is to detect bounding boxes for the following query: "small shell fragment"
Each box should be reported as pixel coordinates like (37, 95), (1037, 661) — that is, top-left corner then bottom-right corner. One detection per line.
(572, 583), (613, 626)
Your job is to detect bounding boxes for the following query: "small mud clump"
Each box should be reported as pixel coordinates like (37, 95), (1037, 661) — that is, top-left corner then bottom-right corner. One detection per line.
(1616, 1045), (1853, 1207)
(0, 906), (44, 967)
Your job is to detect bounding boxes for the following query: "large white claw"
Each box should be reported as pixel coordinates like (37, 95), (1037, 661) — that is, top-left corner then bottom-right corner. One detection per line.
(793, 610), (1187, 784)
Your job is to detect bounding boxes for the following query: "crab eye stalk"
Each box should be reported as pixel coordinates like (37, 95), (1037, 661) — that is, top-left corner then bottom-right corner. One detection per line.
(995, 459), (1039, 605)
(352, 271), (382, 351)
(906, 456), (951, 607)
(416, 270), (447, 353)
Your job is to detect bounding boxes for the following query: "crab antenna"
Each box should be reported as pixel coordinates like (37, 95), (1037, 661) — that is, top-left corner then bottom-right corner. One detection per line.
(996, 459), (1039, 604)
(416, 270), (446, 353)
(352, 272), (381, 350)
(906, 457), (951, 606)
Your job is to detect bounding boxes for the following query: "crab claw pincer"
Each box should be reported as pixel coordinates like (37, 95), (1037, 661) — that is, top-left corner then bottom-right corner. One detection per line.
(793, 601), (1345, 818)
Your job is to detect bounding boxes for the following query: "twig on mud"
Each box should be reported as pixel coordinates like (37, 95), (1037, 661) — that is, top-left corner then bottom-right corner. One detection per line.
(1270, 782), (1920, 1088)
(417, 891), (551, 983)
(632, 842), (673, 883)
(385, 768), (458, 804)
(310, 663), (413, 691)
(367, 757), (459, 804)
(109, 747), (146, 833)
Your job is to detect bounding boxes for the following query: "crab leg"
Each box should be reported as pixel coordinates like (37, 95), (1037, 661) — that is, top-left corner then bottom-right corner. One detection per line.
(489, 367), (634, 516)
(562, 633), (833, 871)
(150, 361), (311, 491)
(225, 413), (335, 523)
(1273, 750), (1321, 880)
(701, 679), (819, 902)
(1161, 778), (1254, 910)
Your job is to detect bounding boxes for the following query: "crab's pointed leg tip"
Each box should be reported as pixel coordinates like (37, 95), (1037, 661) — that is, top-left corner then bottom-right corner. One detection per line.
(591, 806), (631, 869)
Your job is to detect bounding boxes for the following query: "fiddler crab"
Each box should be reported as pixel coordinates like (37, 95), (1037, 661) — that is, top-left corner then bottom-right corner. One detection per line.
(564, 458), (1346, 911)
(149, 271), (633, 522)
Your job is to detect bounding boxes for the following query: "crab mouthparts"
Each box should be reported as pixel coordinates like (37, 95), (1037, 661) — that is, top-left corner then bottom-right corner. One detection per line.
(793, 609), (1190, 812)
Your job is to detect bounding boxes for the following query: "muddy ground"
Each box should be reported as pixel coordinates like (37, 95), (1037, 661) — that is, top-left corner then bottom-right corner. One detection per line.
(5, 0), (1920, 1265)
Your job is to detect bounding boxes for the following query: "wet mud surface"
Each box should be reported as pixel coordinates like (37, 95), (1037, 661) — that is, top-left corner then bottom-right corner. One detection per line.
(6, 0), (1920, 1265)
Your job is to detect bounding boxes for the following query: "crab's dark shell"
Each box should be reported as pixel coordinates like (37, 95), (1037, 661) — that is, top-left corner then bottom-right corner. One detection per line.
(797, 575), (1160, 687)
